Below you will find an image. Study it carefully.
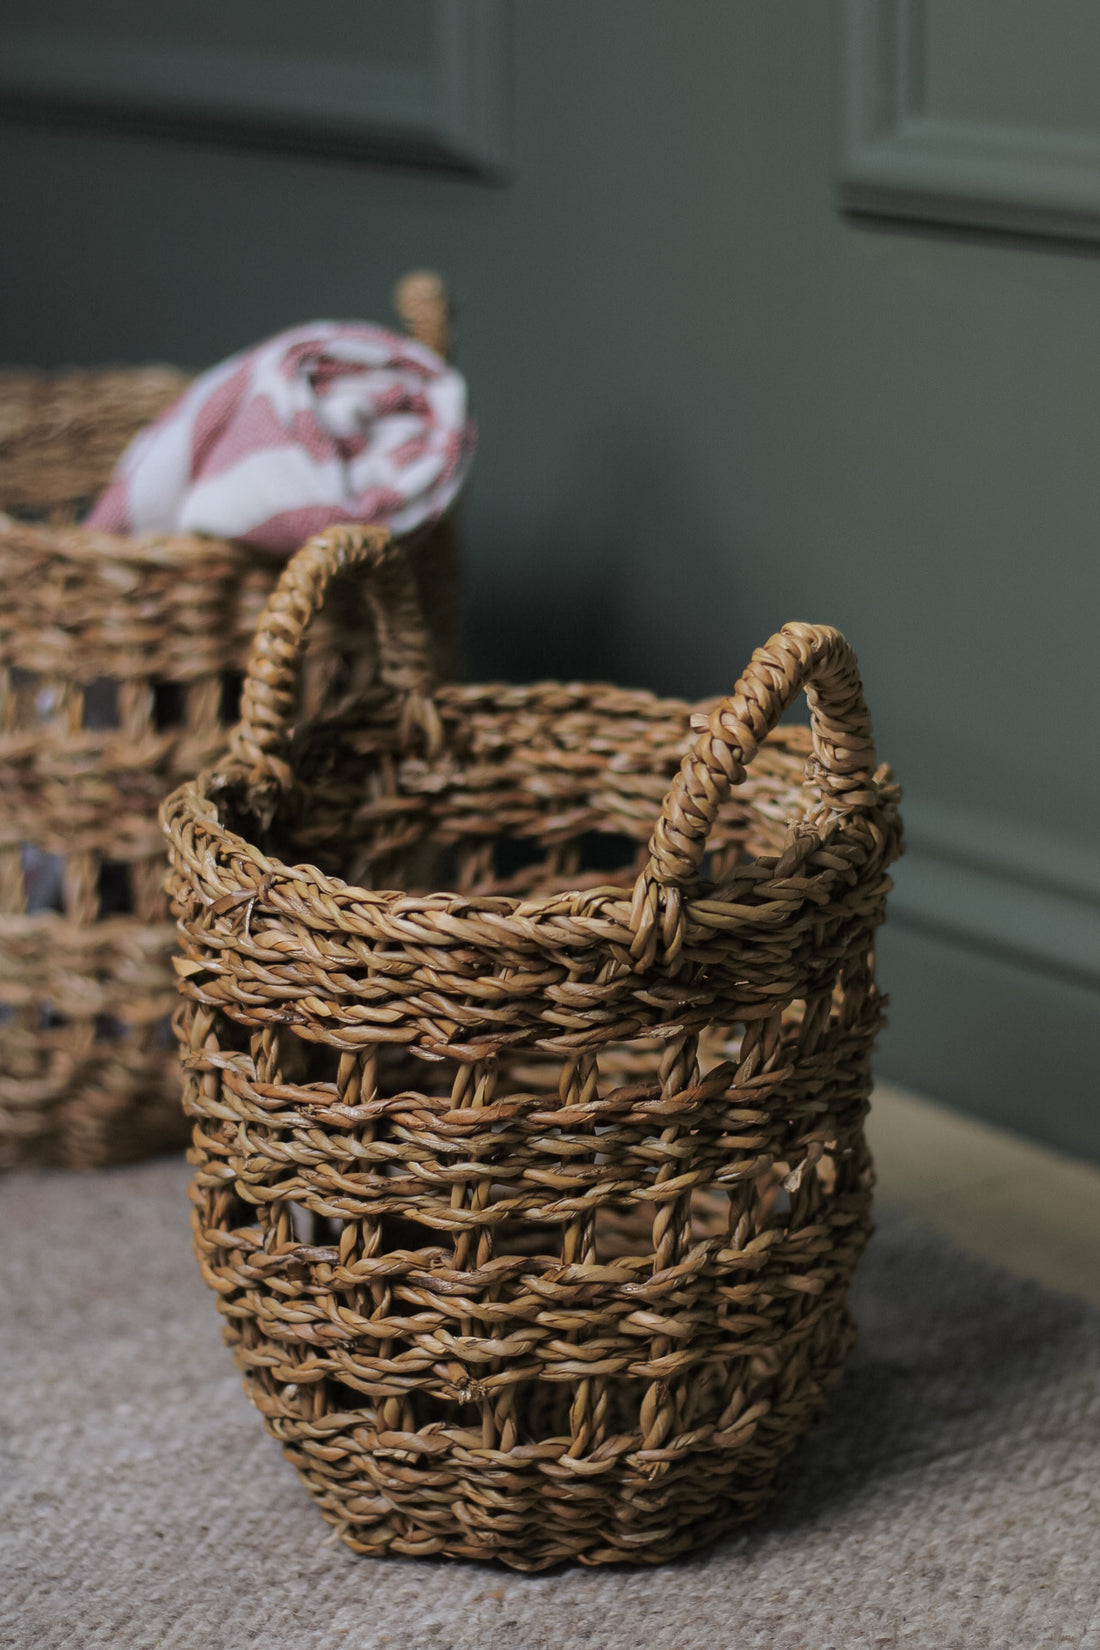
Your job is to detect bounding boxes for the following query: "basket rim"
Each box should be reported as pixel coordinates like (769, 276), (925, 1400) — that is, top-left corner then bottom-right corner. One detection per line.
(0, 514), (279, 570)
(162, 699), (896, 948)
(0, 361), (186, 382)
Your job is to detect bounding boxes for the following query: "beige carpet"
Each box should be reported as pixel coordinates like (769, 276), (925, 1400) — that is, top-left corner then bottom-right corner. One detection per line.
(1, 1158), (1097, 1650)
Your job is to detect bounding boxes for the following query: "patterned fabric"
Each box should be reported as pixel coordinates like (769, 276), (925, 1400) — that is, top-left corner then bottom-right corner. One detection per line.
(87, 323), (475, 553)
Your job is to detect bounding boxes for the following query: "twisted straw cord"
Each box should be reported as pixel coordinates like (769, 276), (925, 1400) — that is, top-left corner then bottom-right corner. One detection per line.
(392, 270), (451, 359)
(231, 525), (439, 783)
(631, 623), (877, 965)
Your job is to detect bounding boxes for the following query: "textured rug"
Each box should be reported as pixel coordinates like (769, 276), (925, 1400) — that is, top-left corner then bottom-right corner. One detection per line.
(1, 1157), (1097, 1650)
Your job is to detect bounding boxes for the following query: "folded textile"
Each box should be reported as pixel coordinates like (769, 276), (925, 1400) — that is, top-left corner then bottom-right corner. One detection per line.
(86, 322), (476, 554)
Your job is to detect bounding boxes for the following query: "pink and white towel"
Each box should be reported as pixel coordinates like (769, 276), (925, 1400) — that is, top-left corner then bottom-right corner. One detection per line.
(87, 322), (476, 553)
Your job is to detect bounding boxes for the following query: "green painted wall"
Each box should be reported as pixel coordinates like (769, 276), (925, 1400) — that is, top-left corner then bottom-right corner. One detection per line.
(2, 2), (1097, 1153)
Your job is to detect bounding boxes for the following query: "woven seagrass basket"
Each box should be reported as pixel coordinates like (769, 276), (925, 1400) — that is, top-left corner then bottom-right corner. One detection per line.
(163, 527), (902, 1570)
(0, 277), (459, 1170)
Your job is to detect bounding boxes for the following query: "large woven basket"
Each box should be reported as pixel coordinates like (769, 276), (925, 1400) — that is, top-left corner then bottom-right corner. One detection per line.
(163, 527), (902, 1570)
(0, 278), (460, 1170)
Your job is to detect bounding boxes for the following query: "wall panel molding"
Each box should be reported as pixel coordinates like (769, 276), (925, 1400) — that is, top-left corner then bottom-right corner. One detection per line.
(0, 0), (512, 177)
(879, 791), (1100, 1160)
(890, 795), (1100, 993)
(840, 0), (1100, 241)
(876, 920), (1100, 1162)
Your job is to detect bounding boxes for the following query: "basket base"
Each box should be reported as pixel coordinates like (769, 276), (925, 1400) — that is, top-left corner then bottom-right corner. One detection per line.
(224, 1295), (861, 1570)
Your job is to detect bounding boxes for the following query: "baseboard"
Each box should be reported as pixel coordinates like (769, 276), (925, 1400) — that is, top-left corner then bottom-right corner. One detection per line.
(875, 795), (1100, 1162)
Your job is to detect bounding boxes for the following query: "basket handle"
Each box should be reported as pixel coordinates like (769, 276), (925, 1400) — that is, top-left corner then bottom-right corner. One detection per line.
(393, 269), (451, 358)
(630, 622), (879, 967)
(231, 524), (440, 785)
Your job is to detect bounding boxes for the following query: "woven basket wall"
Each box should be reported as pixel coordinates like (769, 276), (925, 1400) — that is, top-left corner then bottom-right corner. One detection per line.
(164, 527), (903, 1570)
(0, 282), (460, 1169)
(0, 513), (354, 1168)
(0, 365), (189, 520)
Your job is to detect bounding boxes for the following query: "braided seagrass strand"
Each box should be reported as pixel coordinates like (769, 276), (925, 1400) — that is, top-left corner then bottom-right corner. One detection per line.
(648, 627), (875, 882)
(631, 622), (877, 970)
(163, 526), (902, 1568)
(232, 525), (441, 784)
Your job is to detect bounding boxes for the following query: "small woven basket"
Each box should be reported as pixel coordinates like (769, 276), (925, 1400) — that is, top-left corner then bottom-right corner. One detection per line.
(0, 277), (459, 1170)
(164, 527), (902, 1570)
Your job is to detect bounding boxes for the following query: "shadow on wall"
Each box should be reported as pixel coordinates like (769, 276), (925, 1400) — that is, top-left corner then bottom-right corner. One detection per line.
(461, 425), (746, 695)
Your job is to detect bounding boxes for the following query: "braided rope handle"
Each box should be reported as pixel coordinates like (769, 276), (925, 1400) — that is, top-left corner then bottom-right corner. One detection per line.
(630, 622), (879, 967)
(231, 525), (440, 784)
(393, 270), (451, 359)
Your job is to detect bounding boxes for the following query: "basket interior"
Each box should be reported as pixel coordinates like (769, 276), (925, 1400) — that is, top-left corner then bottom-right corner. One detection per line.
(248, 686), (817, 903)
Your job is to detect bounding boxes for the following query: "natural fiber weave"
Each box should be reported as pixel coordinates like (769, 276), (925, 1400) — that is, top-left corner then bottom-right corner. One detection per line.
(0, 364), (188, 519)
(163, 526), (903, 1570)
(0, 521), (315, 1170)
(0, 277), (461, 1170)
